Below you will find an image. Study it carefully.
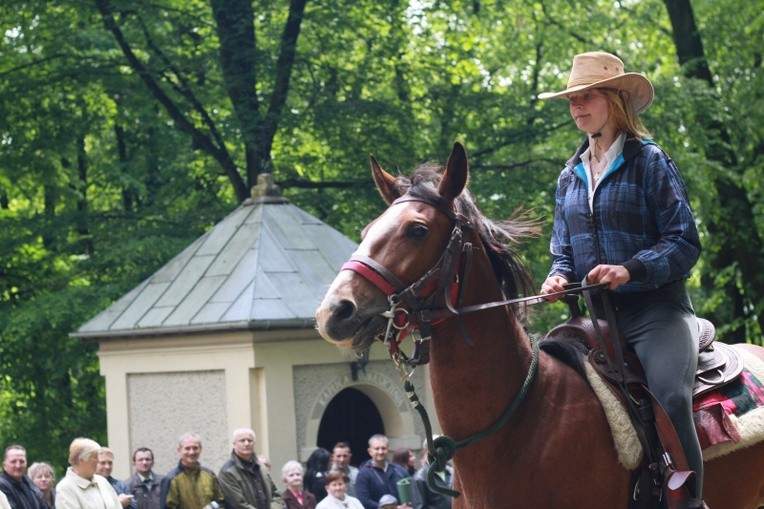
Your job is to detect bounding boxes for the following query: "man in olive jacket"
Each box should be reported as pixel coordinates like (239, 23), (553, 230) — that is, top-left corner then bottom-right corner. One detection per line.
(161, 433), (226, 509)
(218, 429), (282, 509)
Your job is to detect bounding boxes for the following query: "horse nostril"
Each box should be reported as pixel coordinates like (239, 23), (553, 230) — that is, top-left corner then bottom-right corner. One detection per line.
(333, 299), (356, 322)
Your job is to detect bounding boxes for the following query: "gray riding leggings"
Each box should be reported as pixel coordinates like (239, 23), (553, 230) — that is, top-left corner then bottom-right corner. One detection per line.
(598, 282), (703, 499)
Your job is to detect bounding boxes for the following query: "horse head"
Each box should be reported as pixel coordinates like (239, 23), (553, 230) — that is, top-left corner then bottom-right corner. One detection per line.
(316, 142), (535, 356)
(315, 142), (470, 354)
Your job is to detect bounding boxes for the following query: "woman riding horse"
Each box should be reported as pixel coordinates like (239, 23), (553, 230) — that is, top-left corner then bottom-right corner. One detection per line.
(538, 52), (704, 507)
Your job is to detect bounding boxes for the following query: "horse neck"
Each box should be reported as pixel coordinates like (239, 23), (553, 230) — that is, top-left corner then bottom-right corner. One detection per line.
(427, 242), (533, 439)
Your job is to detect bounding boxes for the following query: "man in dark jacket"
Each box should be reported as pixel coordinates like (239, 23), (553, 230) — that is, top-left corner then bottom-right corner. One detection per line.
(0, 445), (44, 509)
(410, 438), (452, 509)
(125, 448), (165, 509)
(218, 428), (282, 509)
(355, 435), (409, 509)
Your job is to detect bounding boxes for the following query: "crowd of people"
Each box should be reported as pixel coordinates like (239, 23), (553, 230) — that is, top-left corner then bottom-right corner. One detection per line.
(1, 431), (452, 509)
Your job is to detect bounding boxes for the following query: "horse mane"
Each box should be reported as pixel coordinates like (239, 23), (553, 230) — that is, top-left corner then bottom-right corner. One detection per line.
(395, 164), (540, 318)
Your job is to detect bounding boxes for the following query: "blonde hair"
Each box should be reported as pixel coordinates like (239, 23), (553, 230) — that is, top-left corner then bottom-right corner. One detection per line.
(68, 438), (101, 466)
(98, 447), (115, 459)
(600, 88), (651, 139)
(28, 462), (55, 481)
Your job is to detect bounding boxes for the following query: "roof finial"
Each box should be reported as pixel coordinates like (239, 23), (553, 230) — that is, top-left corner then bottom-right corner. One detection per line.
(251, 173), (281, 198)
(247, 173), (287, 204)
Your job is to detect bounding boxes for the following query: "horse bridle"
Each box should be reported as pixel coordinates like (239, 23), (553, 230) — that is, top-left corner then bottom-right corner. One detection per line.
(341, 194), (477, 373)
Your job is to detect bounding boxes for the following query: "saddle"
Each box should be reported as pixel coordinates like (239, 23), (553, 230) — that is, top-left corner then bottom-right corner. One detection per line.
(548, 314), (744, 399)
(545, 300), (738, 509)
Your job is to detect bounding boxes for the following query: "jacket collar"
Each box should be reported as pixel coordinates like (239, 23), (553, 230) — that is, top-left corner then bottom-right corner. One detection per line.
(65, 468), (100, 490)
(176, 460), (202, 474)
(565, 134), (649, 171)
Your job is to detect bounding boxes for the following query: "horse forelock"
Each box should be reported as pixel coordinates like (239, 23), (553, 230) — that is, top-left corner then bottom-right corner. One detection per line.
(405, 164), (447, 205)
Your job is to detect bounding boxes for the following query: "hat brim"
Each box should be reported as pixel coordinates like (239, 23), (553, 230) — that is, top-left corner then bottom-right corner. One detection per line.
(538, 72), (654, 113)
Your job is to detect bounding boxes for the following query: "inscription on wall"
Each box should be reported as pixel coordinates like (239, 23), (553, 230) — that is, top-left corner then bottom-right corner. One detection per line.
(313, 369), (409, 418)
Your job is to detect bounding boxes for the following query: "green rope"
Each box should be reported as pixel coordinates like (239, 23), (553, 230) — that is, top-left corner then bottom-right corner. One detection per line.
(404, 335), (540, 498)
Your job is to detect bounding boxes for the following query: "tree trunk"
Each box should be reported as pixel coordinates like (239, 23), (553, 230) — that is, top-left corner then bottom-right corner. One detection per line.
(211, 0), (308, 188)
(210, 0), (260, 187)
(76, 135), (94, 256)
(663, 0), (764, 342)
(114, 123), (137, 213)
(43, 184), (57, 250)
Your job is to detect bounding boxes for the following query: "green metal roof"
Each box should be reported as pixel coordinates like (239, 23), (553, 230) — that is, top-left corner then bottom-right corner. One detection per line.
(73, 176), (357, 339)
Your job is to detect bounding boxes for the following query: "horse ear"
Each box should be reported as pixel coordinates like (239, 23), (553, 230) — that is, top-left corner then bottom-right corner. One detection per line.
(438, 141), (469, 201)
(371, 154), (401, 205)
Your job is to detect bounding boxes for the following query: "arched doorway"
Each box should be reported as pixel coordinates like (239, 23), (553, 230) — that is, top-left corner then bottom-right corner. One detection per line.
(317, 387), (384, 466)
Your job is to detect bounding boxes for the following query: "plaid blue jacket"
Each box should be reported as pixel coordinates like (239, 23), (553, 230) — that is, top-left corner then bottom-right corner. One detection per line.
(548, 136), (701, 294)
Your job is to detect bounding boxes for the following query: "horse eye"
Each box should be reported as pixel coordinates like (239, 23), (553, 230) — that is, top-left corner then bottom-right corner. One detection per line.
(408, 223), (428, 240)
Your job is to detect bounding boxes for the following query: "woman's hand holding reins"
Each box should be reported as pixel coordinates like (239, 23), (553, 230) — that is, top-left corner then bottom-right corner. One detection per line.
(586, 264), (630, 290)
(540, 275), (569, 302)
(541, 264), (630, 302)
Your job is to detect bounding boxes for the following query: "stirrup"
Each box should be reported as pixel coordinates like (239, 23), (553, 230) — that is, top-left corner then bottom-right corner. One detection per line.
(665, 469), (693, 491)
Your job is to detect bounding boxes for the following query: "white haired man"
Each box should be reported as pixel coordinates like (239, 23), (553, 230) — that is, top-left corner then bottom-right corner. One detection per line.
(218, 428), (282, 509)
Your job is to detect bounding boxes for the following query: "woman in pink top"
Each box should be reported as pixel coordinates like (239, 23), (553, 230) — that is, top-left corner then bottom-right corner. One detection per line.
(281, 461), (316, 509)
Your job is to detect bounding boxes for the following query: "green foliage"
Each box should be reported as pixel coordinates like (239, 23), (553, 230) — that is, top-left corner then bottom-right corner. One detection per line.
(0, 287), (106, 471)
(0, 0), (762, 462)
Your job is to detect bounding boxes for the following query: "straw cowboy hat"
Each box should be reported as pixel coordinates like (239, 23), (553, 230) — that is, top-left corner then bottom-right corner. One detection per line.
(539, 51), (654, 113)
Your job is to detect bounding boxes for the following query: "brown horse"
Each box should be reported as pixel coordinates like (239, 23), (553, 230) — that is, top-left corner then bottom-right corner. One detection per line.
(315, 142), (764, 509)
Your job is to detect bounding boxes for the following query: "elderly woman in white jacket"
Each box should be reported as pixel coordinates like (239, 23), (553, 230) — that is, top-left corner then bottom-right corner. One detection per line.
(0, 490), (10, 509)
(55, 438), (122, 509)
